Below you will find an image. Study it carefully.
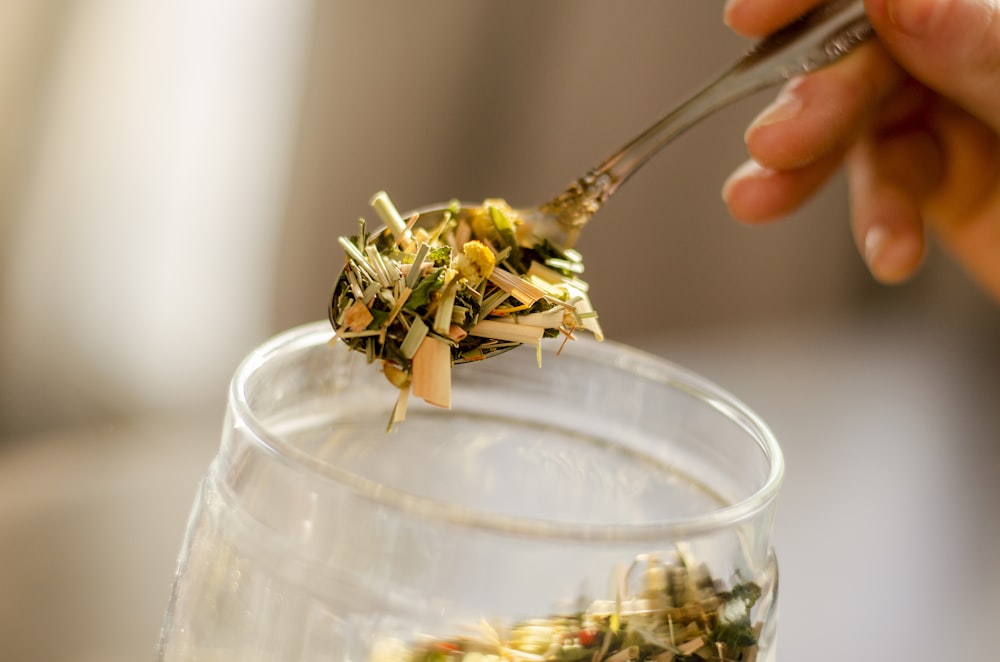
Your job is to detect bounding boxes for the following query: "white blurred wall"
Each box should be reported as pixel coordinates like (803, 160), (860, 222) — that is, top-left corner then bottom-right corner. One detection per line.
(0, 0), (313, 437)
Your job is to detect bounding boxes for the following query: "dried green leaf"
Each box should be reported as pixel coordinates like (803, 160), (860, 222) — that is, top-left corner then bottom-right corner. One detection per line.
(405, 268), (445, 310)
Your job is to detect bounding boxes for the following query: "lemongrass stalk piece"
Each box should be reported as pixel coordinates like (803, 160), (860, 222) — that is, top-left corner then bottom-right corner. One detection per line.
(477, 288), (510, 321)
(338, 237), (377, 281)
(565, 282), (604, 341)
(451, 305), (469, 324)
(411, 336), (451, 408)
(384, 287), (412, 330)
(467, 319), (545, 345)
(345, 268), (364, 300)
(336, 329), (382, 339)
(387, 385), (410, 431)
(513, 308), (566, 329)
(433, 280), (458, 335)
(405, 243), (431, 288)
(362, 281), (382, 306)
(526, 261), (566, 285)
(543, 257), (585, 274)
(365, 245), (393, 286)
(370, 190), (409, 241)
(487, 268), (546, 305)
(400, 316), (429, 360)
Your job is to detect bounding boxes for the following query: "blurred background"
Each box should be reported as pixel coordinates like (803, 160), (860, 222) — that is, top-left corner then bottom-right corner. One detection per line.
(0, 1), (996, 661)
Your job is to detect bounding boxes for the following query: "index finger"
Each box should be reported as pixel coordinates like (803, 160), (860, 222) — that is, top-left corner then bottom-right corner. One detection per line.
(724, 0), (828, 37)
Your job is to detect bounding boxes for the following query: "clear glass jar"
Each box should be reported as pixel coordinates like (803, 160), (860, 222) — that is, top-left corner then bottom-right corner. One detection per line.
(157, 321), (783, 662)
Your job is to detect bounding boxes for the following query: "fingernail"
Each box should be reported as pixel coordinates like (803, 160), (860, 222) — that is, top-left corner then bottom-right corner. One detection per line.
(887, 0), (947, 37)
(724, 159), (763, 186)
(864, 226), (924, 283)
(722, 159), (767, 200)
(748, 85), (804, 135)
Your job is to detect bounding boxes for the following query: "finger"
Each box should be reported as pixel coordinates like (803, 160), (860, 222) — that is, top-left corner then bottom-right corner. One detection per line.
(869, 76), (936, 132)
(866, 0), (1000, 133)
(922, 101), (1000, 227)
(919, 101), (1000, 298)
(745, 41), (903, 171)
(936, 189), (1000, 301)
(846, 126), (942, 283)
(724, 0), (824, 37)
(723, 151), (845, 223)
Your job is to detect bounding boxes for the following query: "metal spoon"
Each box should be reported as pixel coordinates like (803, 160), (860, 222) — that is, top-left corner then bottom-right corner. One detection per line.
(506, 0), (874, 249)
(336, 0), (875, 367)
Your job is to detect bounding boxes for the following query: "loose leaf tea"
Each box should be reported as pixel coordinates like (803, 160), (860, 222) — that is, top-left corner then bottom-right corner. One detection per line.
(371, 553), (764, 662)
(329, 192), (603, 428)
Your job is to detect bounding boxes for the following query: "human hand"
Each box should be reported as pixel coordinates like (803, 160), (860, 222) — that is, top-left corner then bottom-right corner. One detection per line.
(722, 0), (1000, 302)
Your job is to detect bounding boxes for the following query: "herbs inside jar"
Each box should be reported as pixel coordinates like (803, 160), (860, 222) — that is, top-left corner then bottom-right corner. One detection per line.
(370, 551), (767, 662)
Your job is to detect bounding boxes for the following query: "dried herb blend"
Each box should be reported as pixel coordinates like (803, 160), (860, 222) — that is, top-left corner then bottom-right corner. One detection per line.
(329, 192), (603, 427)
(371, 554), (764, 662)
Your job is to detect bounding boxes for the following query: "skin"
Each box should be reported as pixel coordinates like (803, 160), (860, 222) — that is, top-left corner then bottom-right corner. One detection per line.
(721, 0), (1000, 302)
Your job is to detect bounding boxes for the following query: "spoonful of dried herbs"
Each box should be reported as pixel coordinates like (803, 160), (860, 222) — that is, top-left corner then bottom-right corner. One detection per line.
(329, 0), (873, 426)
(330, 193), (602, 428)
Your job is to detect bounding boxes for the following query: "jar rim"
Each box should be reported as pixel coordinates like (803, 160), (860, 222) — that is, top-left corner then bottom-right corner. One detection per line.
(231, 321), (784, 542)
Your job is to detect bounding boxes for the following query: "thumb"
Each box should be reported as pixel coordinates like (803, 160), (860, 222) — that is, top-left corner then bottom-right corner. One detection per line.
(866, 0), (1000, 131)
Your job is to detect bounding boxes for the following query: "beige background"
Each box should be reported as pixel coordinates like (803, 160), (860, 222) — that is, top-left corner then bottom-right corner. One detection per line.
(0, 2), (997, 661)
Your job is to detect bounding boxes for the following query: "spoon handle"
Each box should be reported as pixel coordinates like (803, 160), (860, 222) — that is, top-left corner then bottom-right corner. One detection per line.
(542, 0), (874, 238)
